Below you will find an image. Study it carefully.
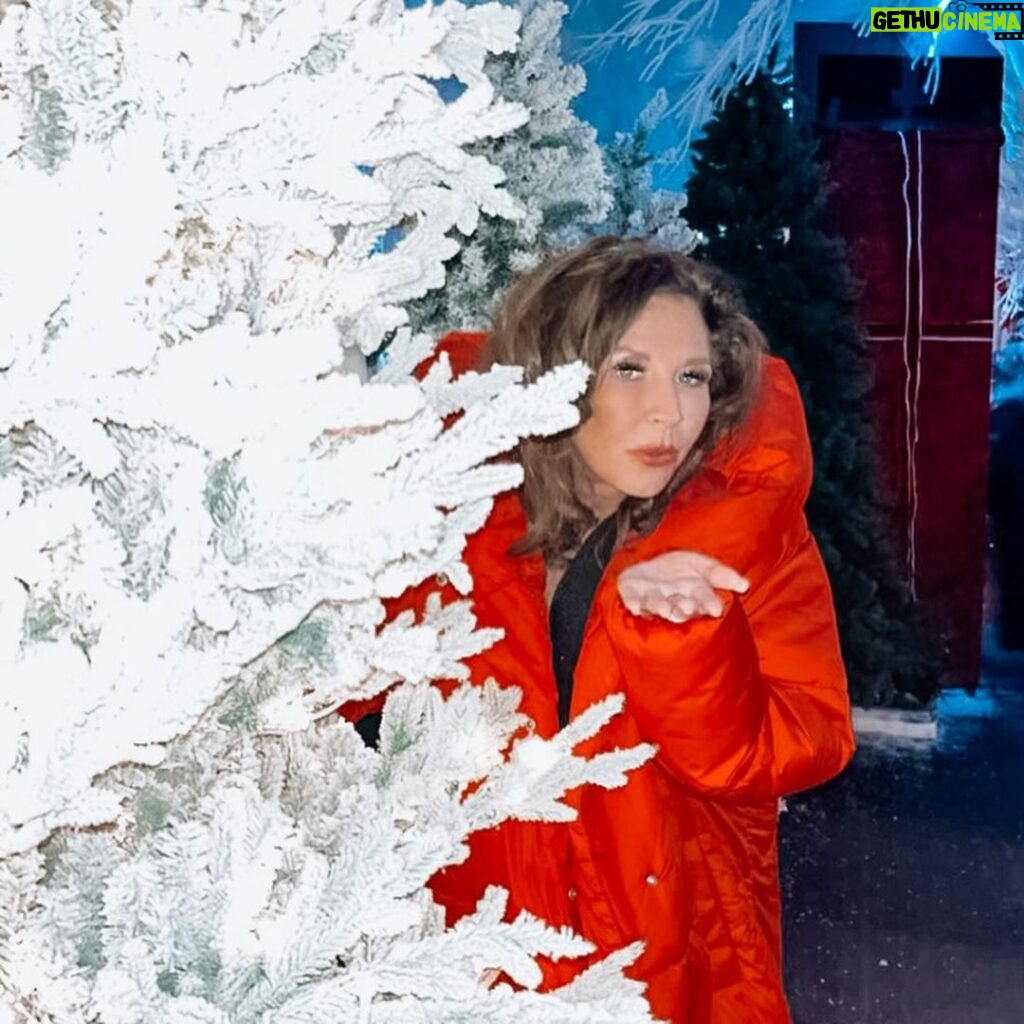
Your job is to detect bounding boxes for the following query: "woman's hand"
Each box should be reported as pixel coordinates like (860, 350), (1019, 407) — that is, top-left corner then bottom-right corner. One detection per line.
(617, 551), (749, 624)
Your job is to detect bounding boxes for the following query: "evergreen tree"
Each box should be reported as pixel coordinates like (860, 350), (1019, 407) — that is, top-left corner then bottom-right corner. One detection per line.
(406, 0), (611, 338)
(685, 65), (941, 707)
(600, 89), (699, 252)
(0, 1), (656, 1019)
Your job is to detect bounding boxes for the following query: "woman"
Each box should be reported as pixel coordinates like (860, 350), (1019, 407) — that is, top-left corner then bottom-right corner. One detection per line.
(355, 236), (855, 1022)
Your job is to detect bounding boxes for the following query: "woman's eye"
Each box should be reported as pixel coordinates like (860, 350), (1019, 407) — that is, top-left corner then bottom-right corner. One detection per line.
(678, 368), (712, 387)
(613, 361), (644, 379)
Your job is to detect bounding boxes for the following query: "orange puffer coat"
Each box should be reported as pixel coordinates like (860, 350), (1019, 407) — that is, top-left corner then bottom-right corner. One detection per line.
(358, 332), (855, 1023)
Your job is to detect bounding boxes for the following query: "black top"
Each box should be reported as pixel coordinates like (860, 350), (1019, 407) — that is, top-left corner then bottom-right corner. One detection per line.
(549, 516), (618, 728)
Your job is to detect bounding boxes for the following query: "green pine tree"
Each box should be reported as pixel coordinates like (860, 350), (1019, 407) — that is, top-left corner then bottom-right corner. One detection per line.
(685, 64), (942, 707)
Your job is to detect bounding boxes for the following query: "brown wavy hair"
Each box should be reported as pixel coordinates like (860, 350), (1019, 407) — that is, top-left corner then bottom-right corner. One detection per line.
(480, 235), (766, 567)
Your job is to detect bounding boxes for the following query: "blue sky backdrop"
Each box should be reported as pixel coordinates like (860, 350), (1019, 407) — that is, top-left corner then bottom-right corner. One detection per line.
(562, 0), (770, 190)
(560, 0), (1005, 190)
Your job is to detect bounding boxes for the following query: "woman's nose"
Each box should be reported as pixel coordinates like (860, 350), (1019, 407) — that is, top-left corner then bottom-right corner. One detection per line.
(645, 375), (683, 424)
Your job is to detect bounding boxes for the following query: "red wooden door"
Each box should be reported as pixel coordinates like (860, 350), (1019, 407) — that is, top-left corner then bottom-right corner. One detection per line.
(819, 127), (1000, 685)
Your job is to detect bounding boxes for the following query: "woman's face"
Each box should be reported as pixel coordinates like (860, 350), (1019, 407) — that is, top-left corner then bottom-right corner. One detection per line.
(572, 293), (713, 519)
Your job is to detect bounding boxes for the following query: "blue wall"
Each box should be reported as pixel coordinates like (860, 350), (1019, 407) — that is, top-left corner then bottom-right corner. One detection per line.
(561, 0), (759, 189)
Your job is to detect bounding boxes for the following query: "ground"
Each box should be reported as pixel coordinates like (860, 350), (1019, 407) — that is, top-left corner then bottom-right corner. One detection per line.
(781, 632), (1024, 1023)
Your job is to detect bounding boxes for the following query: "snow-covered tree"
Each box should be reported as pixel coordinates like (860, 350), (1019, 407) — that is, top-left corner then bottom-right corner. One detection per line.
(0, 1), (656, 1020)
(601, 89), (699, 252)
(406, 0), (611, 337)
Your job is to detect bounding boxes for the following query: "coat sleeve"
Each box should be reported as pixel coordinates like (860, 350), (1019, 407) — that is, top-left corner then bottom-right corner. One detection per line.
(599, 356), (855, 800)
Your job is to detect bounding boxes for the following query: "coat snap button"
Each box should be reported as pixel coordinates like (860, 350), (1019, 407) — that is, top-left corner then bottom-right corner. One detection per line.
(567, 887), (577, 900)
(435, 572), (449, 587)
(645, 873), (658, 887)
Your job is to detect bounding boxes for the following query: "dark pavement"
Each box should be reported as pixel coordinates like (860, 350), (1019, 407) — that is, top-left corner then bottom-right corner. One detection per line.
(780, 633), (1024, 1023)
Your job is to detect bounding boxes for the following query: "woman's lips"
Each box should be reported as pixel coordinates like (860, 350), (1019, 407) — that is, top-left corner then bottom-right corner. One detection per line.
(629, 446), (679, 467)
